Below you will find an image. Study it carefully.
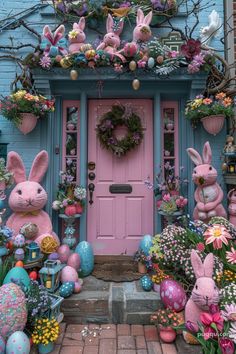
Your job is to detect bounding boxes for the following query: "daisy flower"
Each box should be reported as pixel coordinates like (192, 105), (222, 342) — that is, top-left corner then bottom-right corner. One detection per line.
(39, 56), (51, 69)
(228, 322), (236, 343)
(226, 247), (236, 264)
(204, 224), (232, 249)
(221, 304), (236, 321)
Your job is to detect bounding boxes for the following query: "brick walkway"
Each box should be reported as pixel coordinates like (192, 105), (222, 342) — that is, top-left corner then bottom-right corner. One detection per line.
(41, 323), (201, 354)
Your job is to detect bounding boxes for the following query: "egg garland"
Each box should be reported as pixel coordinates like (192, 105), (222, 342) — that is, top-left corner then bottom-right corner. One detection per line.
(140, 275), (153, 291)
(59, 281), (75, 298)
(6, 331), (30, 354)
(96, 104), (144, 157)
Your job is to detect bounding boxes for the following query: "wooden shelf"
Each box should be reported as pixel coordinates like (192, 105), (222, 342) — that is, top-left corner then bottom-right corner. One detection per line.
(223, 174), (236, 185)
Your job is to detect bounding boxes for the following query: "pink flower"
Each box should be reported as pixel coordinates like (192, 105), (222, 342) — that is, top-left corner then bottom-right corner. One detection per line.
(221, 304), (236, 321)
(196, 242), (205, 252)
(181, 39), (201, 60)
(162, 193), (171, 202)
(39, 56), (51, 68)
(175, 196), (188, 208)
(137, 60), (146, 68)
(204, 224), (232, 249)
(226, 247), (236, 264)
(219, 338), (235, 354)
(185, 320), (198, 333)
(187, 62), (200, 74)
(168, 50), (179, 58)
(201, 312), (224, 333)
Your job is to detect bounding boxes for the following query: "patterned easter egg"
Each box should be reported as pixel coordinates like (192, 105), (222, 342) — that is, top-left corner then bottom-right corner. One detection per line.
(61, 265), (79, 283)
(3, 267), (30, 289)
(139, 235), (153, 256)
(13, 234), (25, 247)
(6, 331), (30, 354)
(59, 282), (75, 298)
(0, 335), (5, 354)
(67, 253), (81, 271)
(140, 275), (153, 291)
(0, 284), (27, 340)
(160, 279), (187, 312)
(75, 241), (94, 277)
(57, 244), (71, 263)
(148, 57), (155, 68)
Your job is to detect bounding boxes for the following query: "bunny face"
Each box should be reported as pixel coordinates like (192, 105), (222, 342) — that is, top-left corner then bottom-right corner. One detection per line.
(191, 277), (219, 310)
(104, 33), (120, 48)
(192, 164), (217, 186)
(133, 9), (153, 42)
(9, 181), (47, 212)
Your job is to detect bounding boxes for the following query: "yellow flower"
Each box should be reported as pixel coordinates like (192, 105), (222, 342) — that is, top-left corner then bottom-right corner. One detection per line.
(12, 90), (27, 100)
(69, 30), (79, 39)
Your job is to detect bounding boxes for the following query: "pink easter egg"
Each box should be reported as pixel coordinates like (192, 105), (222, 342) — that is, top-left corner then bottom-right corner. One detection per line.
(67, 253), (81, 271)
(57, 245), (71, 263)
(123, 42), (138, 57)
(160, 280), (187, 312)
(73, 281), (82, 293)
(61, 266), (79, 283)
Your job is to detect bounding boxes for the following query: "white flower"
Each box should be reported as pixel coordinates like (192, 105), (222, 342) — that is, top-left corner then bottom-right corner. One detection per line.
(229, 322), (236, 343)
(221, 304), (236, 321)
(74, 186), (86, 200)
(52, 200), (61, 210)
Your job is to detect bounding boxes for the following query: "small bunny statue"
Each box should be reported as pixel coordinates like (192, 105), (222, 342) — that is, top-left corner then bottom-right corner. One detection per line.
(6, 150), (60, 246)
(187, 141), (227, 221)
(228, 189), (236, 226)
(41, 25), (68, 57)
(69, 18), (86, 54)
(185, 250), (220, 331)
(133, 8), (153, 43)
(96, 14), (125, 62)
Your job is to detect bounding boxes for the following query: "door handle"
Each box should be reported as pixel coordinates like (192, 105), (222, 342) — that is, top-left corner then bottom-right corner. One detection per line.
(88, 183), (95, 205)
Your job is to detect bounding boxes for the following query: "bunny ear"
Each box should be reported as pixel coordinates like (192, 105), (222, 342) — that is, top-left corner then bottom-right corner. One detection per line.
(54, 25), (65, 37)
(43, 25), (53, 37)
(202, 141), (212, 164)
(191, 250), (204, 279)
(144, 10), (153, 25)
(136, 8), (144, 24)
(28, 150), (48, 182)
(106, 14), (114, 33)
(203, 253), (214, 277)
(7, 151), (26, 184)
(187, 148), (203, 166)
(114, 18), (124, 35)
(228, 189), (235, 199)
(78, 17), (85, 31)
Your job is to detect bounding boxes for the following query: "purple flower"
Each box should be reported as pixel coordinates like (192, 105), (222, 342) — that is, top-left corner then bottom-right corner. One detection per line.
(193, 53), (205, 65)
(74, 3), (88, 16)
(108, 137), (117, 145)
(39, 56), (51, 69)
(187, 63), (200, 74)
(151, 0), (165, 10)
(132, 133), (141, 143)
(105, 120), (114, 129)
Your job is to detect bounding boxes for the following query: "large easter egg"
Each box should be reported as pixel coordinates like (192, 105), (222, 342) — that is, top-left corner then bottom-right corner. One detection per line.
(6, 331), (30, 354)
(13, 234), (25, 247)
(139, 235), (153, 256)
(59, 282), (74, 298)
(48, 252), (59, 261)
(75, 241), (94, 277)
(0, 284), (27, 340)
(3, 267), (30, 289)
(160, 279), (187, 312)
(58, 244), (71, 263)
(61, 265), (79, 283)
(0, 335), (5, 354)
(140, 275), (153, 291)
(67, 253), (80, 271)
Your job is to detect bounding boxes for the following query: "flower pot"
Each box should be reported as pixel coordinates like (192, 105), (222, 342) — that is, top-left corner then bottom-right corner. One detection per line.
(138, 262), (147, 274)
(38, 342), (54, 354)
(201, 114), (225, 136)
(159, 326), (176, 343)
(153, 283), (160, 293)
(18, 113), (38, 135)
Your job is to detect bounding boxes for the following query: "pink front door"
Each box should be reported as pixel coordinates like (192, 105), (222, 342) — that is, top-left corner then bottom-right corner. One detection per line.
(87, 99), (154, 255)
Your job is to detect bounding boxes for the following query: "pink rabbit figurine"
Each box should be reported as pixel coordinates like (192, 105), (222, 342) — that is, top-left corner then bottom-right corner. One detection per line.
(187, 141), (227, 222)
(6, 150), (60, 246)
(133, 8), (153, 43)
(96, 14), (125, 62)
(69, 17), (86, 54)
(184, 250), (220, 332)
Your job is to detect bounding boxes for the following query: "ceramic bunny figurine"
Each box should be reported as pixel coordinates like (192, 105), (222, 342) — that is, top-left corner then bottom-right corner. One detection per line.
(6, 151), (60, 246)
(96, 14), (125, 62)
(187, 141), (227, 222)
(133, 8), (153, 43)
(228, 189), (236, 226)
(69, 18), (86, 54)
(41, 25), (68, 57)
(185, 250), (220, 331)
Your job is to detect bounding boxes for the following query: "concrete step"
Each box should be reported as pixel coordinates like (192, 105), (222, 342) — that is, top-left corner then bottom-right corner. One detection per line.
(62, 276), (162, 324)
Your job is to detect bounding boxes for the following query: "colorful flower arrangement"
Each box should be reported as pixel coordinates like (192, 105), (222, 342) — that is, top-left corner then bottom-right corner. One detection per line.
(150, 308), (183, 328)
(185, 92), (234, 126)
(0, 158), (14, 189)
(158, 193), (188, 215)
(133, 249), (148, 264)
(0, 90), (55, 126)
(52, 171), (86, 216)
(32, 317), (60, 345)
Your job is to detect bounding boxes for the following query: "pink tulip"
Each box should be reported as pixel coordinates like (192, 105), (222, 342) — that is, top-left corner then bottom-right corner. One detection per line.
(219, 338), (235, 354)
(163, 193), (171, 202)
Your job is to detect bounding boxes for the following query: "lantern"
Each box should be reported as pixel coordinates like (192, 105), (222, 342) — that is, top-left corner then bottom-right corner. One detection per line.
(26, 242), (40, 262)
(39, 260), (65, 292)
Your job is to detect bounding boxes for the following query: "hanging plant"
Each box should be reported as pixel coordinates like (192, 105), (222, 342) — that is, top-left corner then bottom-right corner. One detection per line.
(96, 104), (144, 156)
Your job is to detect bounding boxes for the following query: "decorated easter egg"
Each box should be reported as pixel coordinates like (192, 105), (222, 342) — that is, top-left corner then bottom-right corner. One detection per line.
(48, 252), (59, 260)
(75, 241), (94, 277)
(3, 267), (30, 289)
(59, 282), (75, 298)
(58, 244), (71, 263)
(0, 284), (27, 340)
(139, 234), (153, 256)
(140, 275), (153, 291)
(13, 234), (25, 247)
(132, 79), (140, 90)
(20, 223), (39, 239)
(148, 57), (155, 68)
(29, 271), (38, 280)
(0, 335), (5, 354)
(123, 42), (138, 57)
(67, 253), (81, 271)
(6, 331), (30, 354)
(74, 281), (82, 294)
(14, 248), (25, 261)
(160, 279), (187, 312)
(129, 60), (137, 71)
(61, 265), (79, 283)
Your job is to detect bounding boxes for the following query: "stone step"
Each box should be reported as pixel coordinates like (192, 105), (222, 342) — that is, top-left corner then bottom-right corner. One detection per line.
(62, 276), (162, 324)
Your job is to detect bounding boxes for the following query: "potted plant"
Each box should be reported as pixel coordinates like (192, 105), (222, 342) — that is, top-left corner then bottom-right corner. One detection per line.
(0, 158), (14, 191)
(134, 249), (148, 273)
(151, 268), (170, 293)
(150, 308), (182, 343)
(31, 317), (60, 354)
(185, 92), (234, 135)
(0, 90), (55, 134)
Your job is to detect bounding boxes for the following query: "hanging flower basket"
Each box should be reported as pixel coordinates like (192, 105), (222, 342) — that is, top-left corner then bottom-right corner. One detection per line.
(200, 114), (225, 136)
(18, 113), (38, 135)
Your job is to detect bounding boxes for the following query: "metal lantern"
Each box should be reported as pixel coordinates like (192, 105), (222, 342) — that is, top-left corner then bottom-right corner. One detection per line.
(26, 242), (40, 262)
(39, 260), (65, 292)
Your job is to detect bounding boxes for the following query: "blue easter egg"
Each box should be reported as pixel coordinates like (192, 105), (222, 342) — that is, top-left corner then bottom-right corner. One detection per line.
(140, 275), (153, 291)
(3, 267), (30, 289)
(59, 282), (75, 298)
(139, 235), (153, 256)
(75, 241), (94, 277)
(148, 57), (155, 68)
(0, 335), (5, 354)
(6, 331), (30, 354)
(0, 200), (4, 209)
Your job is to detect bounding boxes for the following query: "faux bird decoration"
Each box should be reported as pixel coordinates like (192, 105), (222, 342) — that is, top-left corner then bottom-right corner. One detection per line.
(199, 10), (222, 48)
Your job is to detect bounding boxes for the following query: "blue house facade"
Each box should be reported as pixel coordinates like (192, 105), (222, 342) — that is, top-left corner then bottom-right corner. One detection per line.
(0, 0), (232, 255)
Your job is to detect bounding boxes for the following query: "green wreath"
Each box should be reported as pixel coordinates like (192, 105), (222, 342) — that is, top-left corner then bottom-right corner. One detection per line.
(96, 104), (144, 157)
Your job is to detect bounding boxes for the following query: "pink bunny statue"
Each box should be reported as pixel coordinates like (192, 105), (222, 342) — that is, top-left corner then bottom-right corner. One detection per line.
(96, 14), (125, 62)
(133, 8), (153, 43)
(6, 150), (60, 246)
(187, 141), (227, 222)
(228, 188), (236, 226)
(69, 18), (86, 54)
(184, 250), (220, 332)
